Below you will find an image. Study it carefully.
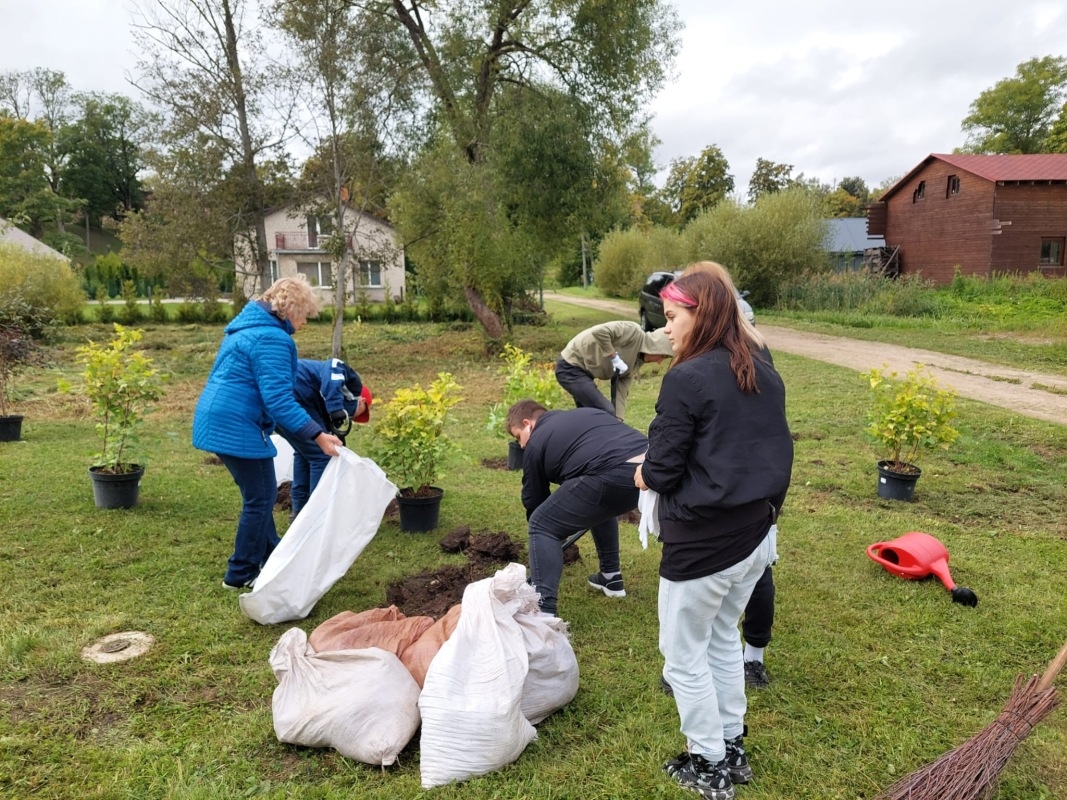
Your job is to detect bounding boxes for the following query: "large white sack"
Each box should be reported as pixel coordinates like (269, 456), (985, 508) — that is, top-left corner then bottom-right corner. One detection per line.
(269, 628), (420, 766)
(418, 563), (537, 788)
(271, 434), (294, 485)
(241, 448), (397, 624)
(517, 610), (579, 725)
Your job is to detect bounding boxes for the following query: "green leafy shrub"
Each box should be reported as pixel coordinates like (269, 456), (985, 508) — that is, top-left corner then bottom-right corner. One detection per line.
(863, 365), (959, 472)
(61, 325), (166, 473)
(592, 226), (686, 297)
(684, 187), (830, 306)
(486, 343), (565, 437)
(0, 296), (45, 416)
(119, 280), (143, 325)
(368, 372), (463, 494)
(0, 241), (84, 325)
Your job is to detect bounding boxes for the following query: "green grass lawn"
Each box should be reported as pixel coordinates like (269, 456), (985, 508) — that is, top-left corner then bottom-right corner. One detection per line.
(1, 303), (1066, 799)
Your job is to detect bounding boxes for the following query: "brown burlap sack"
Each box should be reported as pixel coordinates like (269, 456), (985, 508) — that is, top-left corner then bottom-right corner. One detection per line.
(309, 606), (433, 658)
(400, 603), (463, 688)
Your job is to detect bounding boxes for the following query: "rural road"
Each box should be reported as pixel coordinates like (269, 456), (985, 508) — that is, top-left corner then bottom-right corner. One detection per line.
(544, 291), (1067, 427)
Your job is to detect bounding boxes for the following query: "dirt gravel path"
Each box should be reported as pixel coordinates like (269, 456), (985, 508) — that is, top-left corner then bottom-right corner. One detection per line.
(544, 291), (1067, 426)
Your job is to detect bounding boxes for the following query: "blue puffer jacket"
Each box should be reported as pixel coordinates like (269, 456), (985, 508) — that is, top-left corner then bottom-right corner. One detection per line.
(192, 301), (324, 458)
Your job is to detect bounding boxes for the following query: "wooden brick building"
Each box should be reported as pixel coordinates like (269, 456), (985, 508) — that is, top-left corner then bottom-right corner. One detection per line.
(867, 154), (1067, 284)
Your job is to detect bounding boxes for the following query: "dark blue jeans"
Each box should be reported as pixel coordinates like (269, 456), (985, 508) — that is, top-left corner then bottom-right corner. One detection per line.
(528, 461), (639, 615)
(276, 427), (330, 515)
(217, 453), (280, 585)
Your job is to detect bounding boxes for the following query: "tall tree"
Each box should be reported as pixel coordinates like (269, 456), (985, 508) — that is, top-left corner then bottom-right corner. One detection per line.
(747, 157), (794, 203)
(961, 55), (1067, 154)
(0, 69), (83, 236)
(374, 0), (681, 339)
(0, 115), (56, 236)
(132, 0), (287, 293)
(271, 0), (412, 357)
(62, 93), (149, 225)
(837, 176), (869, 202)
(659, 145), (734, 227)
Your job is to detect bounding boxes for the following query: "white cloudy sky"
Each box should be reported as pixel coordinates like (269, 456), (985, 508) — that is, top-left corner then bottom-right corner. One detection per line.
(2, 0), (1066, 193)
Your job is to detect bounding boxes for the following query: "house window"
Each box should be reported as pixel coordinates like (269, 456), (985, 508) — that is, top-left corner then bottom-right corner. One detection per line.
(913, 180), (926, 202)
(268, 259), (279, 284)
(1040, 238), (1065, 267)
(297, 261), (333, 287)
(306, 215), (333, 248)
(946, 175), (960, 197)
(359, 260), (382, 287)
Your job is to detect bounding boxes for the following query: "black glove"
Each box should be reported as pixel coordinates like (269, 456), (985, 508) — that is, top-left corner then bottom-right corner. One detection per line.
(329, 410), (349, 429)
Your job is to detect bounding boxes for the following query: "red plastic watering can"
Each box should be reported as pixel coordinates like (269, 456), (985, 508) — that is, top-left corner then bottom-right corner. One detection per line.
(866, 531), (978, 607)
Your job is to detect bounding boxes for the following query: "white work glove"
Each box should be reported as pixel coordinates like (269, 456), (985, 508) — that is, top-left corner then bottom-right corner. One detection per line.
(610, 353), (628, 375)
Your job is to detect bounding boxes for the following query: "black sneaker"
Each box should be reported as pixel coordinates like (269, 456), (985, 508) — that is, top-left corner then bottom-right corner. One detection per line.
(663, 751), (735, 800)
(587, 572), (626, 597)
(222, 576), (256, 591)
(660, 676), (674, 696)
(723, 736), (752, 784)
(744, 660), (770, 688)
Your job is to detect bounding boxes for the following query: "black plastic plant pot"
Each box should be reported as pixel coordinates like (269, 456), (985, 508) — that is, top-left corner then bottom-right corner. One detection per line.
(397, 487), (444, 532)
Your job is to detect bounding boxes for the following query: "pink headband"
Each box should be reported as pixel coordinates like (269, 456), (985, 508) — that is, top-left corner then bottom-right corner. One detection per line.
(661, 281), (696, 307)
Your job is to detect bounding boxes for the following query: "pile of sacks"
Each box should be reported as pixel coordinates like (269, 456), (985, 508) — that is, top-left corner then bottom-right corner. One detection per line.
(269, 562), (579, 788)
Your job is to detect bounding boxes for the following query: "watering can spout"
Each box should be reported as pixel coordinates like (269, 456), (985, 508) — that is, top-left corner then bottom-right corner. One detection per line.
(866, 531), (978, 607)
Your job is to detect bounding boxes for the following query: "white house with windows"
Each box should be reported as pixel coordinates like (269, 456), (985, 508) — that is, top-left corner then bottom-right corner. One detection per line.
(235, 205), (405, 302)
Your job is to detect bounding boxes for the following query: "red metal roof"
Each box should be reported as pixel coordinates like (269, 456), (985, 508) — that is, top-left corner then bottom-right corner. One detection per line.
(878, 153), (1067, 201)
(931, 153), (1067, 181)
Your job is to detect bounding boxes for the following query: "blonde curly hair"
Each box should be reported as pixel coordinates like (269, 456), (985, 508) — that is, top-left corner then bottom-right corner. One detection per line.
(260, 275), (323, 323)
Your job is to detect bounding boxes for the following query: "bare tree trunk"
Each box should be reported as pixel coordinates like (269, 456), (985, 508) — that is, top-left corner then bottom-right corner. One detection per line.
(221, 0), (270, 292)
(464, 285), (504, 341)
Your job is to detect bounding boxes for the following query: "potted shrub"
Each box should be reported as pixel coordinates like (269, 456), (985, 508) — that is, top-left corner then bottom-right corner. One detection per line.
(369, 372), (462, 531)
(863, 365), (959, 501)
(486, 343), (565, 469)
(0, 299), (44, 442)
(61, 325), (166, 508)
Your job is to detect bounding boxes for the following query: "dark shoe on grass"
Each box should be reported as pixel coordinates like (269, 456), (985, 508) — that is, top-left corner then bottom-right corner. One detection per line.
(663, 751), (735, 800)
(744, 660), (770, 688)
(587, 572), (626, 597)
(222, 576), (256, 591)
(723, 736), (752, 784)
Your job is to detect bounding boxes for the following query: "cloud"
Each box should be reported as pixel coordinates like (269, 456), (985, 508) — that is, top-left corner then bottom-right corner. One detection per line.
(650, 0), (1067, 193)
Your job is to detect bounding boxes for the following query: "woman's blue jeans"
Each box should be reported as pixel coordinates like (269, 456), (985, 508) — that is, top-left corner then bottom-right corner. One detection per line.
(218, 453), (280, 585)
(276, 428), (330, 515)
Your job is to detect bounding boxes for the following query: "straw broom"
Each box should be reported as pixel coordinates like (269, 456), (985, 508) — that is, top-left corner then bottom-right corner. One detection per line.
(875, 639), (1067, 800)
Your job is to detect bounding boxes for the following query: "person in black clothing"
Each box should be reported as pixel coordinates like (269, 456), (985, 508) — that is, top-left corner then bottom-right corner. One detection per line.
(635, 263), (793, 800)
(506, 400), (647, 617)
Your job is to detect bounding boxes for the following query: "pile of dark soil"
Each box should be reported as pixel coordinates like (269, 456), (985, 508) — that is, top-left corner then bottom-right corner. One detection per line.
(481, 456), (510, 470)
(275, 481), (291, 511)
(386, 526), (524, 617)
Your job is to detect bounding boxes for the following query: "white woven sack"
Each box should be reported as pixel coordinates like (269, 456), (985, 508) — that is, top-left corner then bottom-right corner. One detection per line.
(271, 433), (294, 485)
(517, 610), (579, 725)
(241, 448), (397, 624)
(269, 628), (420, 766)
(418, 563), (537, 788)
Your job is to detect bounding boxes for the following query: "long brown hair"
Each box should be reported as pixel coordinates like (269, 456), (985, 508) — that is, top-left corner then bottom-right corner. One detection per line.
(662, 262), (762, 392)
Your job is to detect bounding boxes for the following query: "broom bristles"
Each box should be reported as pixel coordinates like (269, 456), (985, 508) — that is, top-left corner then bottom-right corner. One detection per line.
(875, 673), (1060, 800)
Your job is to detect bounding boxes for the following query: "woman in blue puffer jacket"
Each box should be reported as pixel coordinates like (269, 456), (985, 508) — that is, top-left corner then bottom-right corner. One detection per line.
(192, 276), (343, 590)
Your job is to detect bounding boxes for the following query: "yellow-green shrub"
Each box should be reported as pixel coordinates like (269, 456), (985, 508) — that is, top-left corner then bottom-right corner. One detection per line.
(0, 241), (84, 325)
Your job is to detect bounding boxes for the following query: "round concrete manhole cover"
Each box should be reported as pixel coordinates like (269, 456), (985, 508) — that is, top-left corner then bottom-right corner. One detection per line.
(81, 631), (156, 664)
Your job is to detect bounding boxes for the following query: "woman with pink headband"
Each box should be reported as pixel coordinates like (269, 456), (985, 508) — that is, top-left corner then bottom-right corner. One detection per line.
(635, 261), (793, 800)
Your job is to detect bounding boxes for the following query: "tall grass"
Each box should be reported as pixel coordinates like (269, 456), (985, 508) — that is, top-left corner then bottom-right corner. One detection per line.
(778, 270), (1067, 333)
